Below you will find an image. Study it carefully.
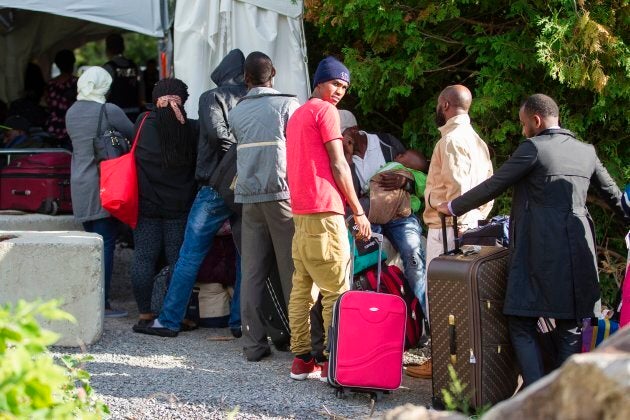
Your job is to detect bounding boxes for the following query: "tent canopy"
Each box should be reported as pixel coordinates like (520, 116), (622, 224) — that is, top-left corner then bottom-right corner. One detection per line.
(0, 0), (168, 103)
(174, 0), (310, 117)
(1, 0), (310, 118)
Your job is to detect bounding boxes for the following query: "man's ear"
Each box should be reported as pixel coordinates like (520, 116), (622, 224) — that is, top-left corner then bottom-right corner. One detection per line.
(533, 114), (543, 128)
(271, 67), (276, 79)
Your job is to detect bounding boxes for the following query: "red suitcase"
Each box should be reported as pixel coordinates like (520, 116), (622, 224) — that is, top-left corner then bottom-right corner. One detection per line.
(327, 233), (407, 400)
(0, 149), (72, 214)
(428, 215), (519, 410)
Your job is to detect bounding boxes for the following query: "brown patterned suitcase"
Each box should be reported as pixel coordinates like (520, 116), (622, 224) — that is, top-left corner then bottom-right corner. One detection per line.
(428, 215), (519, 409)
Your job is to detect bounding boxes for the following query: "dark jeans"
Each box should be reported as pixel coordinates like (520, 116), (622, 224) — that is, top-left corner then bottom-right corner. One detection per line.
(131, 215), (188, 314)
(83, 217), (120, 307)
(509, 316), (581, 387)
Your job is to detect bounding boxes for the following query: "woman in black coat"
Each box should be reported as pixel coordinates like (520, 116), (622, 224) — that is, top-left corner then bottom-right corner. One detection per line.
(131, 78), (198, 331)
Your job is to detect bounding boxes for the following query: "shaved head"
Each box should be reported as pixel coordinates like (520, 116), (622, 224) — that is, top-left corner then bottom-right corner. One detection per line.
(435, 84), (473, 126)
(439, 85), (472, 112)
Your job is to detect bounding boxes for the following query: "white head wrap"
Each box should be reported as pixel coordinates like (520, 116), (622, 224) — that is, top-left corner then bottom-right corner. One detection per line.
(76, 66), (112, 103)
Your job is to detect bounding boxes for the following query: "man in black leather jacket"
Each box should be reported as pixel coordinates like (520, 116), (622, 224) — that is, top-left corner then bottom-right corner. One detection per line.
(134, 49), (247, 338)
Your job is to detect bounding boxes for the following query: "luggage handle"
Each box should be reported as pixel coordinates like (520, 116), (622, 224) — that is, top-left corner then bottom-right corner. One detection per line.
(11, 189), (31, 196)
(448, 314), (457, 365)
(347, 217), (384, 292)
(439, 213), (460, 255)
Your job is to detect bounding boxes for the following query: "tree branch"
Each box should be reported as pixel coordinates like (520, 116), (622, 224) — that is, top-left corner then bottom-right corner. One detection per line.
(455, 17), (520, 32)
(417, 30), (463, 45)
(422, 55), (472, 73)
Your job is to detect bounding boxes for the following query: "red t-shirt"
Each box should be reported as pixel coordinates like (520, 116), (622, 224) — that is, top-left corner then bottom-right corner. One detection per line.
(286, 98), (345, 215)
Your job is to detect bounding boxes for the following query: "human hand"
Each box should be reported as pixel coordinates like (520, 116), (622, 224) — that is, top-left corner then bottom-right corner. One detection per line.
(436, 201), (453, 216)
(377, 173), (407, 191)
(353, 213), (372, 240)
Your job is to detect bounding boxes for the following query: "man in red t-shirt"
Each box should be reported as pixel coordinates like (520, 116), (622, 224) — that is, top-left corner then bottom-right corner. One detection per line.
(286, 56), (371, 381)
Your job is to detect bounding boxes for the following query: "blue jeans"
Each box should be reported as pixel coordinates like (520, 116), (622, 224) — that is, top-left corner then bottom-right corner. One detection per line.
(377, 215), (427, 316)
(83, 217), (119, 308)
(229, 253), (242, 330)
(158, 186), (233, 330)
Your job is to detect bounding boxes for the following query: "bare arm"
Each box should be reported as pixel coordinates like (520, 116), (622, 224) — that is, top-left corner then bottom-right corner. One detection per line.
(325, 139), (371, 239)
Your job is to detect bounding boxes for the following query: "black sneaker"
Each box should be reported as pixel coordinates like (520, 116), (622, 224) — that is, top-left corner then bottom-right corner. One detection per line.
(132, 319), (154, 333)
(230, 327), (242, 338)
(133, 323), (178, 337)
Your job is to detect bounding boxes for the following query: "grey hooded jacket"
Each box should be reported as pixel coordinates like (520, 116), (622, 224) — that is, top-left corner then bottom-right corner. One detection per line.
(196, 49), (248, 183)
(228, 87), (300, 203)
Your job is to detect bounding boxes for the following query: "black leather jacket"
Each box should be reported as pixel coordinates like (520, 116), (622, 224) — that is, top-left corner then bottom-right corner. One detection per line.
(196, 49), (247, 183)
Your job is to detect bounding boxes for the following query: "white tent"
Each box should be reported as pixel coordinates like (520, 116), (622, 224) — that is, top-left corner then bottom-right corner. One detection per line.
(174, 0), (310, 117)
(0, 0), (310, 115)
(0, 0), (169, 103)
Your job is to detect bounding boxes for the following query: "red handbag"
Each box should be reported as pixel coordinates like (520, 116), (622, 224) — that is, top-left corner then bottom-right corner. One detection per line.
(99, 113), (148, 228)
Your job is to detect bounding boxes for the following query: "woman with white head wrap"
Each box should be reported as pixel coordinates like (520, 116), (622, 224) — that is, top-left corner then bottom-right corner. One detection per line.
(66, 66), (135, 318)
(76, 66), (112, 103)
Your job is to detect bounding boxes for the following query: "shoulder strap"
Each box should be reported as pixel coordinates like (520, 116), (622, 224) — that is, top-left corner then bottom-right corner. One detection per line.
(129, 112), (150, 154)
(102, 105), (113, 130)
(96, 103), (107, 136)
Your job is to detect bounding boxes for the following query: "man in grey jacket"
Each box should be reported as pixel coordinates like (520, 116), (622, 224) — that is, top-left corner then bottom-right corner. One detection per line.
(135, 49), (247, 338)
(228, 52), (300, 361)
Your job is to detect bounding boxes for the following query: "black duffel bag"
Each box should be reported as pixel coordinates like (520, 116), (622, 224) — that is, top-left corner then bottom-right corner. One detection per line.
(460, 215), (510, 247)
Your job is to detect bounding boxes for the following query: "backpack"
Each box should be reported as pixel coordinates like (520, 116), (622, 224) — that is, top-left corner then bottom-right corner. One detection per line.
(354, 264), (423, 350)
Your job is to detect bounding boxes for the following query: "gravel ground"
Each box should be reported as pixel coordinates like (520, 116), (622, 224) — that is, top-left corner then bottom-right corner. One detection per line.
(56, 246), (432, 419)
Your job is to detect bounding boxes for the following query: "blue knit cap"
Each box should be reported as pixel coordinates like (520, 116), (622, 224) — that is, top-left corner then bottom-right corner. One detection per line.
(313, 56), (350, 87)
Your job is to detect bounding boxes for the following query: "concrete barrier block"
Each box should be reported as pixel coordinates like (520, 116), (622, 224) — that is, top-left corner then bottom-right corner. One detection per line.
(0, 213), (82, 231)
(0, 231), (104, 347)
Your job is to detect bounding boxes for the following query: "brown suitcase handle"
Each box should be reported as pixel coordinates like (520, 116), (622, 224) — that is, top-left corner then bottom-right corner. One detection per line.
(439, 213), (460, 254)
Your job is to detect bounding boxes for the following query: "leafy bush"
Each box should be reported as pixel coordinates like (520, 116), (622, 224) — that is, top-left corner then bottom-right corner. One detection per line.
(0, 300), (109, 418)
(305, 0), (629, 305)
(441, 364), (490, 417)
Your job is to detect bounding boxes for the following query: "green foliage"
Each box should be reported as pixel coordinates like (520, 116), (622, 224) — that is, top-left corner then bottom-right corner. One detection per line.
(441, 364), (471, 414)
(0, 300), (109, 418)
(306, 0), (629, 304)
(441, 364), (490, 417)
(74, 33), (158, 69)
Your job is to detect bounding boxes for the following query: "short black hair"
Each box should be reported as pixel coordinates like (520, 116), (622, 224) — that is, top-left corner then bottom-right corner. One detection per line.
(244, 51), (273, 86)
(54, 49), (76, 74)
(106, 34), (125, 55)
(521, 94), (559, 118)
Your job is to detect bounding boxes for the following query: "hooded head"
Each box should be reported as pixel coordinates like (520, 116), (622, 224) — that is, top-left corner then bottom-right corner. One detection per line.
(211, 49), (245, 87)
(338, 110), (358, 134)
(77, 66), (112, 103)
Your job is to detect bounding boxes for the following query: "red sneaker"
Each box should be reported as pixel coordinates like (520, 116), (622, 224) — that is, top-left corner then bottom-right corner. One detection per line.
(319, 361), (329, 383)
(290, 357), (318, 380)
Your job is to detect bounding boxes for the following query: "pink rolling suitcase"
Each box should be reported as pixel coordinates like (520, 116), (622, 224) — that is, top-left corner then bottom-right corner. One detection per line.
(327, 232), (407, 400)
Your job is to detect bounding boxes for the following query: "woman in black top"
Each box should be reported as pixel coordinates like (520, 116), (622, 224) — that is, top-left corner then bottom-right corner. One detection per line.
(131, 78), (198, 330)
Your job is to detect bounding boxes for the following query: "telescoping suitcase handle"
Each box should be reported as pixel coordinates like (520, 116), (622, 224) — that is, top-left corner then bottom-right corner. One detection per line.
(347, 220), (385, 292)
(439, 213), (460, 255)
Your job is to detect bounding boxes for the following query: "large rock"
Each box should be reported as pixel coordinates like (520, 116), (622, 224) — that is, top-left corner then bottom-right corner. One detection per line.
(0, 231), (103, 347)
(380, 404), (467, 420)
(484, 325), (630, 420)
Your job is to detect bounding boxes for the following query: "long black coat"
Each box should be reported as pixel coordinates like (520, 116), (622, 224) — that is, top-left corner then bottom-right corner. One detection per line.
(451, 129), (625, 319)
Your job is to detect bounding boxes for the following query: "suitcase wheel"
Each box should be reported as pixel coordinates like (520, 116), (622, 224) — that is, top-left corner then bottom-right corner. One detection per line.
(369, 391), (380, 402)
(334, 388), (345, 399)
(37, 198), (59, 215)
